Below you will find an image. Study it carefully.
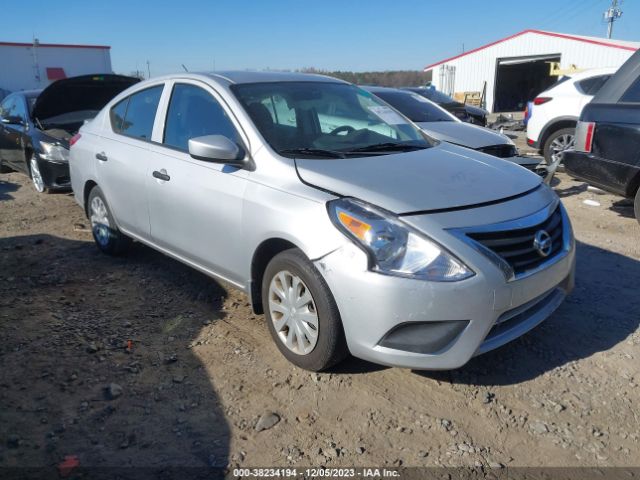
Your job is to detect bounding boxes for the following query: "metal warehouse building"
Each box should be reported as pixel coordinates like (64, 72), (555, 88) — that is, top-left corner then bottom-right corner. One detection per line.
(0, 40), (112, 93)
(424, 29), (639, 113)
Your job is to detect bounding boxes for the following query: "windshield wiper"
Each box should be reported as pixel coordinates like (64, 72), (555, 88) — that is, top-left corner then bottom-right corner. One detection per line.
(343, 142), (426, 154)
(280, 148), (346, 159)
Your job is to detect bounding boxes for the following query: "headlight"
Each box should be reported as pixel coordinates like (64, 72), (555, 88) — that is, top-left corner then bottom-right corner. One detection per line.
(39, 141), (69, 162)
(327, 198), (474, 282)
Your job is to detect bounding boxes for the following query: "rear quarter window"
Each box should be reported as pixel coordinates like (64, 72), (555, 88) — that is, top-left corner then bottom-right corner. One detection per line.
(621, 76), (640, 103)
(577, 75), (611, 96)
(110, 85), (163, 140)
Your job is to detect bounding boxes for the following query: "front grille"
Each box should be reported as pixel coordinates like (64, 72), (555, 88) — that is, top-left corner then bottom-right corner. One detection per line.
(466, 206), (563, 276)
(476, 144), (518, 158)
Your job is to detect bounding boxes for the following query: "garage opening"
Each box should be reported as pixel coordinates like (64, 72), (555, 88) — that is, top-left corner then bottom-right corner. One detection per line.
(493, 54), (561, 112)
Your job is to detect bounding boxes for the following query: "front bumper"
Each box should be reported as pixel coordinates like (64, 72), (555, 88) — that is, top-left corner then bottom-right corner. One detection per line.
(315, 197), (575, 370)
(36, 155), (71, 190)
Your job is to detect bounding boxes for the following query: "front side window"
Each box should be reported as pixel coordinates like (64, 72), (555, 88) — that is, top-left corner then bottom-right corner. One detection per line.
(0, 97), (15, 119)
(163, 84), (241, 151)
(110, 85), (163, 140)
(0, 96), (26, 122)
(232, 82), (431, 158)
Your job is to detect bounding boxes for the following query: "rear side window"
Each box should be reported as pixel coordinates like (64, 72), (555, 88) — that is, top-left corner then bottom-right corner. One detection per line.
(621, 76), (640, 103)
(110, 85), (163, 140)
(163, 84), (240, 151)
(577, 75), (611, 96)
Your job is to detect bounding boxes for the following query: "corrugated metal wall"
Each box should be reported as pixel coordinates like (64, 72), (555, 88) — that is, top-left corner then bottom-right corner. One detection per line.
(0, 45), (112, 92)
(428, 32), (638, 112)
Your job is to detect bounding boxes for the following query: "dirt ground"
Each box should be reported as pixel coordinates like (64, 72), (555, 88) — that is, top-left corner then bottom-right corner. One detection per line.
(1, 159), (639, 473)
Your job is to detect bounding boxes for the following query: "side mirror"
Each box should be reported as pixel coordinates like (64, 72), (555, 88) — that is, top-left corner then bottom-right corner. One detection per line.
(1, 116), (24, 126)
(188, 135), (248, 167)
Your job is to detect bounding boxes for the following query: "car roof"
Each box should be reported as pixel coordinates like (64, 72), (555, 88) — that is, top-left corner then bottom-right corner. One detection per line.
(5, 89), (41, 98)
(362, 85), (407, 94)
(204, 70), (346, 85)
(566, 67), (619, 81)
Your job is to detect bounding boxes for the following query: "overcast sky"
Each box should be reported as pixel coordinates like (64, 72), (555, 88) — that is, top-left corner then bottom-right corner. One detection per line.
(3, 0), (638, 76)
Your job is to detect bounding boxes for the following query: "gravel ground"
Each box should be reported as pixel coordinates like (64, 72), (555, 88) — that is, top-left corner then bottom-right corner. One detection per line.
(1, 159), (639, 472)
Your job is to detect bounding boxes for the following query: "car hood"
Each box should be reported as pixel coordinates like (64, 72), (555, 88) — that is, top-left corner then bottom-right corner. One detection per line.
(295, 143), (542, 214)
(32, 74), (139, 121)
(416, 121), (512, 149)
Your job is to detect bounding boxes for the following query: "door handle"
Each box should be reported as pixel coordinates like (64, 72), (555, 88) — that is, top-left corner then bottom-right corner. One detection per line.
(152, 170), (170, 181)
(95, 152), (108, 161)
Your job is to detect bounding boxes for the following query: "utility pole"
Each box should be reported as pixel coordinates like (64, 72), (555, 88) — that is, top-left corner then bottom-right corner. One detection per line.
(604, 0), (623, 39)
(146, 60), (151, 79)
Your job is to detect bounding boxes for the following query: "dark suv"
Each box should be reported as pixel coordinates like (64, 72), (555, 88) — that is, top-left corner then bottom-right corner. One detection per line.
(564, 49), (640, 223)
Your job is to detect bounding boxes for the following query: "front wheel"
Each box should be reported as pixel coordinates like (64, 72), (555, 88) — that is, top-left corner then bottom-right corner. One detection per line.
(87, 186), (131, 255)
(262, 249), (348, 371)
(29, 156), (48, 193)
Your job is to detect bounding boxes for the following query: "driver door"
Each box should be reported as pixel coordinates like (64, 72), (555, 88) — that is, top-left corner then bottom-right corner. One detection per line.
(146, 81), (250, 285)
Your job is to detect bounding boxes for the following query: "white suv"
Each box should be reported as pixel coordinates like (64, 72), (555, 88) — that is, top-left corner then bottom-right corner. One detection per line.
(526, 68), (617, 164)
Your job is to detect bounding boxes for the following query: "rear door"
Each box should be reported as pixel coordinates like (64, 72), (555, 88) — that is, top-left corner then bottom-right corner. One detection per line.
(146, 80), (250, 285)
(96, 84), (164, 239)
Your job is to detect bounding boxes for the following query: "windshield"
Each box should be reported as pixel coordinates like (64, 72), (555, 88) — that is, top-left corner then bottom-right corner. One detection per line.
(231, 82), (431, 158)
(373, 91), (455, 123)
(409, 88), (458, 105)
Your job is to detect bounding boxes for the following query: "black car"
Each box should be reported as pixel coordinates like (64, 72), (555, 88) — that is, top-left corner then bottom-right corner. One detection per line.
(564, 49), (640, 223)
(0, 74), (138, 192)
(402, 86), (488, 126)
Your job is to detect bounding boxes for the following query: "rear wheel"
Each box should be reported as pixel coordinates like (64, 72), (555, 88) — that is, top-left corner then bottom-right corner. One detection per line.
(635, 188), (640, 225)
(543, 128), (575, 166)
(87, 186), (131, 255)
(262, 249), (348, 371)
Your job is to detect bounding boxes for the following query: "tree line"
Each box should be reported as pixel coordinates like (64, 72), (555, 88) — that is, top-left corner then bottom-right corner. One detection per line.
(299, 68), (431, 87)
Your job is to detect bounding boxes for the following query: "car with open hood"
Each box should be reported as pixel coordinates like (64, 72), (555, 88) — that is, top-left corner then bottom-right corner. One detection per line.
(365, 86), (540, 173)
(0, 74), (138, 192)
(70, 72), (575, 371)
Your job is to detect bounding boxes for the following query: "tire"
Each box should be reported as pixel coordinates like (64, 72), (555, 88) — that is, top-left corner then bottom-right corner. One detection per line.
(635, 188), (640, 225)
(261, 248), (348, 371)
(543, 127), (575, 166)
(0, 157), (12, 173)
(29, 155), (49, 193)
(87, 186), (131, 255)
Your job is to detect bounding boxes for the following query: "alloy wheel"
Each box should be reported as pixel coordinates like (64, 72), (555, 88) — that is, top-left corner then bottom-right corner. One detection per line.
(268, 270), (319, 355)
(549, 134), (574, 164)
(90, 196), (111, 247)
(29, 157), (45, 193)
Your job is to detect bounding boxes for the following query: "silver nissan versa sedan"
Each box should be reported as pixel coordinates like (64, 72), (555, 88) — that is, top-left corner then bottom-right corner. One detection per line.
(69, 71), (575, 371)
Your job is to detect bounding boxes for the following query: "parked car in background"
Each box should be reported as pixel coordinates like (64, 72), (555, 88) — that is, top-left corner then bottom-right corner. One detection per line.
(0, 74), (138, 192)
(564, 51), (640, 223)
(365, 86), (540, 172)
(403, 86), (488, 126)
(70, 71), (574, 371)
(526, 67), (616, 165)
